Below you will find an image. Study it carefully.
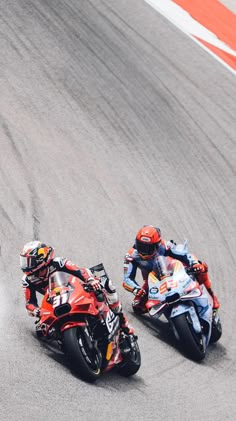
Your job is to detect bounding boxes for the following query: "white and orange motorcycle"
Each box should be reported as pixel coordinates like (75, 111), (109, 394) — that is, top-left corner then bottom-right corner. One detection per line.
(135, 253), (222, 361)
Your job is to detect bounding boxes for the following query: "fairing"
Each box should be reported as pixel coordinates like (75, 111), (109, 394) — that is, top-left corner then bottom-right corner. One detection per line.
(147, 256), (214, 346)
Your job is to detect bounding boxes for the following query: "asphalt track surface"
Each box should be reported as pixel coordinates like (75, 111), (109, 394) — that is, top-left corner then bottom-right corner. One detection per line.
(0, 1), (236, 420)
(221, 0), (236, 13)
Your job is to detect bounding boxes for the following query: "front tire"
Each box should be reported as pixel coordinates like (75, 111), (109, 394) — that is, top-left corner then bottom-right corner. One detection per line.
(63, 327), (102, 382)
(172, 313), (206, 361)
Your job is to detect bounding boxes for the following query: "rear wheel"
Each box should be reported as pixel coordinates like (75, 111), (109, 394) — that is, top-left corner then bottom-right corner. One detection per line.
(63, 327), (102, 382)
(172, 313), (206, 361)
(117, 336), (141, 376)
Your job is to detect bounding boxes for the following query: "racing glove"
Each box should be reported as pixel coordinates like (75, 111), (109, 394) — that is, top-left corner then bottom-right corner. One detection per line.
(29, 307), (41, 317)
(191, 261), (206, 273)
(87, 277), (102, 291)
(133, 287), (146, 297)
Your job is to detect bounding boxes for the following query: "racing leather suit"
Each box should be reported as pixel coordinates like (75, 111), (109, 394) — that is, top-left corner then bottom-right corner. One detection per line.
(123, 240), (219, 309)
(22, 257), (133, 332)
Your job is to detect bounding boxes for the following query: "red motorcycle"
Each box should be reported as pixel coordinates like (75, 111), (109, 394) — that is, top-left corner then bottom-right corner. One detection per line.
(37, 263), (141, 382)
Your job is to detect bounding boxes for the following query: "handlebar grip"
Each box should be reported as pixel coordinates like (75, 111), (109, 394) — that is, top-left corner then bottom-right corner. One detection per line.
(83, 284), (105, 301)
(83, 284), (93, 292)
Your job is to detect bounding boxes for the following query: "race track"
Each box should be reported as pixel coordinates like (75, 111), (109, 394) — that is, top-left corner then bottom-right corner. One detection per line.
(0, 1), (236, 420)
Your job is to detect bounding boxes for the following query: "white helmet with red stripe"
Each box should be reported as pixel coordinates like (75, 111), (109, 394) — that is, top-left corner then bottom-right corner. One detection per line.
(20, 241), (54, 275)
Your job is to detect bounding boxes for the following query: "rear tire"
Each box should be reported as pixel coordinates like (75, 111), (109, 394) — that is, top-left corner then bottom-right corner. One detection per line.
(172, 313), (206, 361)
(117, 337), (141, 377)
(63, 327), (102, 382)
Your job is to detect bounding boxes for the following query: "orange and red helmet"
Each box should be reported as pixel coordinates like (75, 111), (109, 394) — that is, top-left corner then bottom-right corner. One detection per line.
(20, 241), (55, 275)
(135, 225), (161, 259)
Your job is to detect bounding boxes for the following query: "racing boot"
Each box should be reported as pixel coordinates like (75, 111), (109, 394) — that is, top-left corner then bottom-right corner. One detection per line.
(193, 264), (220, 310)
(35, 320), (44, 339)
(109, 300), (134, 334)
(118, 312), (134, 335)
(207, 288), (220, 310)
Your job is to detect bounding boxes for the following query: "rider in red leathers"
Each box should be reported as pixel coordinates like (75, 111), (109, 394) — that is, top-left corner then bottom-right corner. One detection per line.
(123, 225), (220, 313)
(20, 241), (133, 334)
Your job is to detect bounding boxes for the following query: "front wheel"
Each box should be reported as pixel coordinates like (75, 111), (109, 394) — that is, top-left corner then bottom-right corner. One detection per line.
(172, 313), (206, 361)
(63, 327), (102, 382)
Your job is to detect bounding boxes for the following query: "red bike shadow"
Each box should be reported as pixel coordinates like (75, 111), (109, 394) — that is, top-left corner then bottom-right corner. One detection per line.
(32, 331), (145, 386)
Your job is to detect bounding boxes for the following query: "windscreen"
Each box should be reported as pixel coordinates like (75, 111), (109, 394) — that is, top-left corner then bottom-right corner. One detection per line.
(49, 271), (71, 292)
(154, 256), (186, 279)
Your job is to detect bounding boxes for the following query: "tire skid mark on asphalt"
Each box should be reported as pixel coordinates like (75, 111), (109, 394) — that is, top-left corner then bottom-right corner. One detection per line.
(0, 116), (40, 238)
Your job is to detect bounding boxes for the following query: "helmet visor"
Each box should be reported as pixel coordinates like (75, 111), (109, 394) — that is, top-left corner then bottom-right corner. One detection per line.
(136, 240), (156, 256)
(20, 255), (38, 272)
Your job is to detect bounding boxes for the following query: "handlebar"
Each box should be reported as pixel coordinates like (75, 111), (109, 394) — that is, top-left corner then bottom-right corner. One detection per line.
(83, 283), (95, 292)
(83, 283), (105, 302)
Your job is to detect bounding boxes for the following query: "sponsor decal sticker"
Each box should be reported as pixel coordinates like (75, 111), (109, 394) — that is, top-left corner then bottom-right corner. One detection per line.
(150, 287), (159, 294)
